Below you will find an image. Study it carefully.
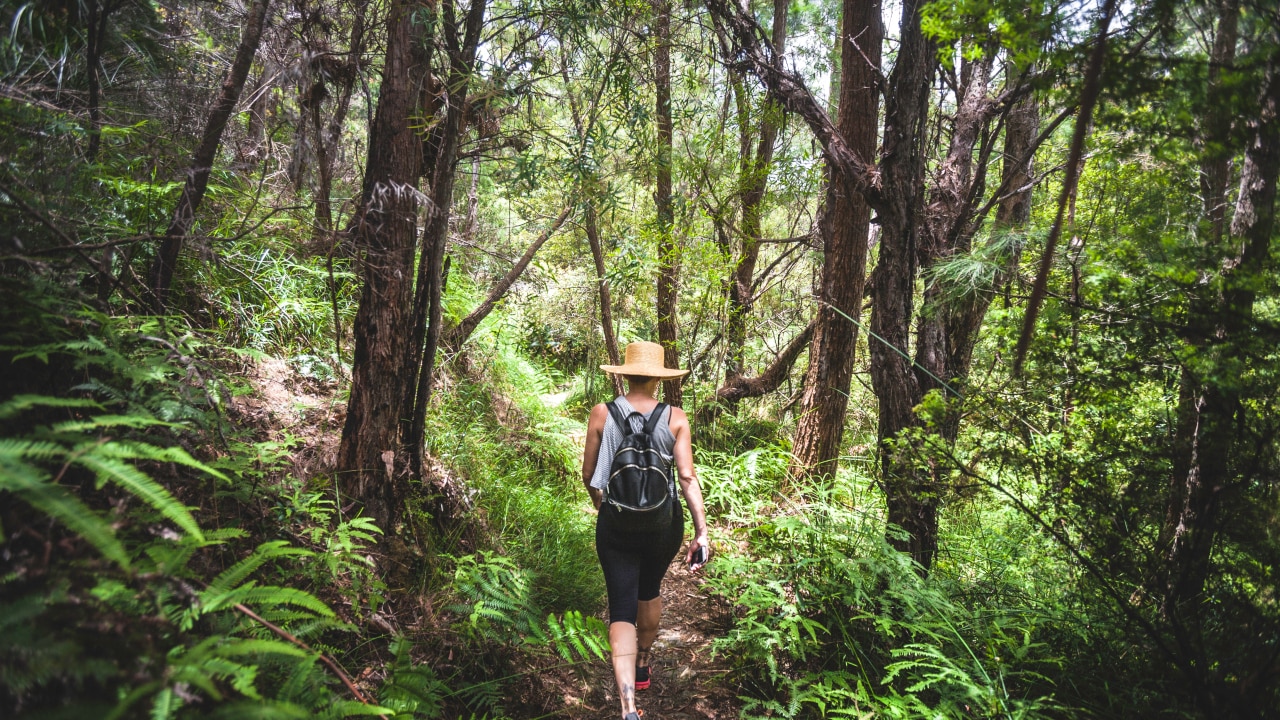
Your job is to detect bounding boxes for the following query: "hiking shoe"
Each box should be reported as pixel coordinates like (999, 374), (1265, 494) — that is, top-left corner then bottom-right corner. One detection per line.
(635, 665), (651, 691)
(624, 712), (643, 720)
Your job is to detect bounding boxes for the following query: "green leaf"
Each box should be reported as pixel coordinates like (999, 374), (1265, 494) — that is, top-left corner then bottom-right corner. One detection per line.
(74, 451), (205, 541)
(0, 394), (101, 419)
(0, 458), (129, 567)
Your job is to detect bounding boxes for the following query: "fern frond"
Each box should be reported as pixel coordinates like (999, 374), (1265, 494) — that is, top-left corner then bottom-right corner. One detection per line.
(212, 638), (310, 659)
(0, 458), (129, 567)
(150, 686), (181, 720)
(74, 451), (204, 541)
(51, 414), (172, 433)
(105, 440), (231, 482)
(0, 438), (65, 461)
(326, 700), (398, 716)
(205, 700), (311, 719)
(204, 585), (335, 618)
(208, 541), (311, 594)
(0, 394), (101, 419)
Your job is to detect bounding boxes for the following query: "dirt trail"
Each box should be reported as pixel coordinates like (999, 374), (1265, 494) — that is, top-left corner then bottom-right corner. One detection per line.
(532, 553), (742, 719)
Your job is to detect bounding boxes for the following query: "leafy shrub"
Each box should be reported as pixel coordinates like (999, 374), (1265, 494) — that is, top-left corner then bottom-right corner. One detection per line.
(707, 479), (1073, 719)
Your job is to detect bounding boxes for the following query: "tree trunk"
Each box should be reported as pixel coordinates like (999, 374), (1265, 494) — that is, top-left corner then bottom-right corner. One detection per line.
(944, 70), (1038, 388)
(586, 201), (626, 397)
(1164, 4), (1277, 621)
(404, 0), (487, 484)
(654, 0), (681, 406)
(444, 205), (572, 348)
(147, 0), (271, 308)
(912, 52), (994, 449)
(313, 3), (367, 243)
(725, 0), (788, 385)
(85, 0), (114, 162)
(791, 0), (882, 481)
(869, 0), (935, 569)
(237, 73), (270, 169)
(336, 0), (429, 535)
(704, 0), (882, 206)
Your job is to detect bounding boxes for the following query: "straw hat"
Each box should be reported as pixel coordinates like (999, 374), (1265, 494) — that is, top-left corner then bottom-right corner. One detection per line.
(600, 341), (689, 379)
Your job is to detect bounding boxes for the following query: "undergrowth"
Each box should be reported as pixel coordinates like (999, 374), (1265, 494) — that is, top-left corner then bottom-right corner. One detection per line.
(704, 464), (1082, 719)
(425, 326), (602, 613)
(0, 278), (610, 719)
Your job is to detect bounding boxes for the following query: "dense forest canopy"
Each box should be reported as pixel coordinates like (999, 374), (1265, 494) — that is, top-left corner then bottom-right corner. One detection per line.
(1, 0), (1278, 717)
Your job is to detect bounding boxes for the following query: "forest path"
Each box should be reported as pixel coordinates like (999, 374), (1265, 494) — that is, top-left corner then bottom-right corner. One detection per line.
(533, 551), (742, 719)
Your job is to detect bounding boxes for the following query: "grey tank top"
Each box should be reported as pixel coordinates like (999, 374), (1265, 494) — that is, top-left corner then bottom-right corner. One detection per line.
(589, 396), (677, 494)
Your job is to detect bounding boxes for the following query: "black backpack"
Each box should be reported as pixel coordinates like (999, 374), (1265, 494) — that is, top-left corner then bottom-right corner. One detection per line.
(603, 401), (674, 532)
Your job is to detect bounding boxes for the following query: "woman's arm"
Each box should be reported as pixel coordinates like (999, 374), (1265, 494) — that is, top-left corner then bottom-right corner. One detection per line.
(581, 403), (608, 510)
(669, 407), (710, 569)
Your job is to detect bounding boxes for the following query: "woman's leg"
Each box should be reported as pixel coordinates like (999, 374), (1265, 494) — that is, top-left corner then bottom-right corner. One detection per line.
(636, 598), (661, 666)
(598, 513), (643, 716)
(609, 622), (639, 716)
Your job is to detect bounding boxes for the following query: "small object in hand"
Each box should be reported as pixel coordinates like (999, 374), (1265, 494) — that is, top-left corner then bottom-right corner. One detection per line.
(689, 544), (708, 569)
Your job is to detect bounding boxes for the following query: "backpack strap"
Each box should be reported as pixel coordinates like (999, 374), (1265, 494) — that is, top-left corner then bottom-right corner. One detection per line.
(642, 403), (669, 434)
(605, 401), (634, 437)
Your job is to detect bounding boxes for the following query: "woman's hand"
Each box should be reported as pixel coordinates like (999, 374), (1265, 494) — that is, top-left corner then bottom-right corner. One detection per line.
(686, 534), (710, 572)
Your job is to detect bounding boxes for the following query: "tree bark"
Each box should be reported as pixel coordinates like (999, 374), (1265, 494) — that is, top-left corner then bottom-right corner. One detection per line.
(944, 70), (1038, 388)
(654, 0), (681, 406)
(404, 0), (487, 484)
(912, 52), (995, 447)
(869, 0), (935, 569)
(444, 205), (572, 348)
(725, 0), (788, 384)
(791, 0), (882, 481)
(336, 0), (429, 535)
(147, 0), (271, 308)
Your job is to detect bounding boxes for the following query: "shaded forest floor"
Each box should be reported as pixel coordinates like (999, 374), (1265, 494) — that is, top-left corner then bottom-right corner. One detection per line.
(235, 355), (745, 718)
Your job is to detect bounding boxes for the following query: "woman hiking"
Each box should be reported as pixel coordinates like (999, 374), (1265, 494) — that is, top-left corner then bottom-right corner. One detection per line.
(581, 341), (710, 720)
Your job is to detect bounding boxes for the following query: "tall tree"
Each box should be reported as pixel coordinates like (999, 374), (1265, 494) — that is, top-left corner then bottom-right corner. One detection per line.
(403, 0), (488, 483)
(654, 0), (681, 406)
(563, 57), (626, 397)
(336, 0), (430, 536)
(1162, 3), (1277, 619)
(698, 0), (817, 413)
(866, 0), (937, 568)
(724, 0), (789, 386)
(790, 0), (883, 480)
(147, 0), (272, 308)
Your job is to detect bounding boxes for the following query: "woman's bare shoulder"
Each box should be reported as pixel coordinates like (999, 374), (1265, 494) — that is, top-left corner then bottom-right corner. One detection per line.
(588, 403), (609, 423)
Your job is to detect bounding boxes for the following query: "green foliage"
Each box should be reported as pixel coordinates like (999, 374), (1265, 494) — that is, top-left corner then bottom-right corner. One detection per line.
(706, 475), (1073, 719)
(0, 393), (210, 566)
(0, 284), (394, 718)
(426, 333), (603, 611)
(697, 443), (793, 524)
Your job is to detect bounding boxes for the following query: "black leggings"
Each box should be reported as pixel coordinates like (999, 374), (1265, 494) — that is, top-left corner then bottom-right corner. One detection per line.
(595, 498), (684, 624)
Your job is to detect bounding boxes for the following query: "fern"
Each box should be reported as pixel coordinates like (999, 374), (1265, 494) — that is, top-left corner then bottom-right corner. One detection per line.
(449, 552), (544, 642)
(545, 610), (609, 663)
(0, 455), (130, 565)
(0, 397), (211, 563)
